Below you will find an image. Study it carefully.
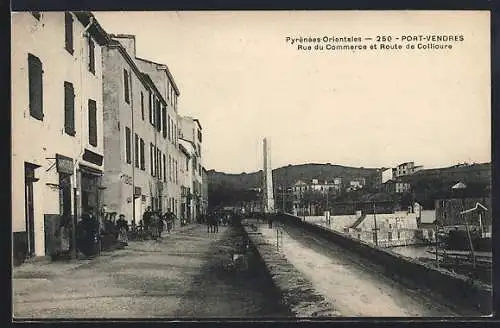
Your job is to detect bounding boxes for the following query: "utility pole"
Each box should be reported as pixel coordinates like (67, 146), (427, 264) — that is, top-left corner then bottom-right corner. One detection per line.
(435, 219), (439, 268)
(282, 185), (285, 213)
(373, 200), (379, 246)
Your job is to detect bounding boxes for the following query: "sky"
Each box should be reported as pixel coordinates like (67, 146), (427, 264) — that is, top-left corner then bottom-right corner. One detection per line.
(93, 11), (491, 174)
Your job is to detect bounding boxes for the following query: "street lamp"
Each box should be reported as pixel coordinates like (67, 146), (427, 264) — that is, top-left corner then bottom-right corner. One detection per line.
(451, 181), (476, 271)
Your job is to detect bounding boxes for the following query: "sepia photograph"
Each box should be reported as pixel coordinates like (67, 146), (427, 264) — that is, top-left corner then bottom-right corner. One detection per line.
(11, 10), (492, 319)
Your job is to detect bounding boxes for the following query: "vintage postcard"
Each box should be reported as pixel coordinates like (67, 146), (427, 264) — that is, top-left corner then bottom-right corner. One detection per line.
(11, 10), (491, 319)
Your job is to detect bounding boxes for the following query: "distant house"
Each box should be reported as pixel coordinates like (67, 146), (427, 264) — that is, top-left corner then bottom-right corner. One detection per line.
(392, 162), (423, 179)
(382, 179), (411, 194)
(347, 177), (366, 192)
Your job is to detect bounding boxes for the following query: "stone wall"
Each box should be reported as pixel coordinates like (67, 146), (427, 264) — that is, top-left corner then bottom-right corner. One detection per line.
(242, 222), (338, 317)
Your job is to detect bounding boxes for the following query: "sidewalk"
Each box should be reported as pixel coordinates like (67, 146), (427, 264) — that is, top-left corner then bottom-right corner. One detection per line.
(12, 223), (201, 295)
(12, 224), (229, 318)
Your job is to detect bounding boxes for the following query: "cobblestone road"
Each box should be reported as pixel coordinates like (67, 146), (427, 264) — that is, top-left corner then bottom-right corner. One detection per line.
(13, 224), (291, 319)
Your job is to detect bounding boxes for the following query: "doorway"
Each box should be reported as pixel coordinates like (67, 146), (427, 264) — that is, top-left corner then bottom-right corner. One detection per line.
(24, 163), (38, 257)
(134, 196), (142, 223)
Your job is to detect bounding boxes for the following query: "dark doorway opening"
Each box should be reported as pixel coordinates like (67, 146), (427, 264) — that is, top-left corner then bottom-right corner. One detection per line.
(24, 163), (39, 257)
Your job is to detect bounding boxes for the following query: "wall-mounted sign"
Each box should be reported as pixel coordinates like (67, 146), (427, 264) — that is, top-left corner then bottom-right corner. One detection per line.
(56, 154), (74, 175)
(121, 174), (133, 185)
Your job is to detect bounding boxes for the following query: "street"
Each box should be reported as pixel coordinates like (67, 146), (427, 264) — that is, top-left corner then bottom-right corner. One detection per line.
(13, 224), (291, 319)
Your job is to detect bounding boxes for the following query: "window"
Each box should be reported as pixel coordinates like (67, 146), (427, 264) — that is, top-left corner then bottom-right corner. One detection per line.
(163, 154), (166, 182)
(158, 150), (162, 180)
(156, 99), (161, 132)
(135, 134), (139, 168)
(140, 92), (144, 120)
(174, 124), (177, 144)
(64, 81), (75, 136)
(150, 143), (154, 176)
(176, 160), (178, 184)
(28, 53), (44, 120)
(140, 138), (145, 170)
(88, 37), (95, 74)
(123, 70), (130, 104)
(149, 93), (154, 126)
(167, 82), (170, 101)
(185, 157), (189, 171)
(162, 105), (167, 138)
(169, 155), (172, 181)
(167, 115), (171, 140)
(64, 12), (73, 54)
(125, 127), (131, 164)
(31, 12), (41, 20)
(198, 130), (202, 142)
(88, 99), (97, 146)
(199, 164), (202, 176)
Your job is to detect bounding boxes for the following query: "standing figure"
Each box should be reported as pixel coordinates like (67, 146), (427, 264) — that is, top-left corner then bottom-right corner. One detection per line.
(151, 211), (159, 240)
(116, 214), (129, 246)
(157, 212), (165, 238)
(142, 206), (152, 239)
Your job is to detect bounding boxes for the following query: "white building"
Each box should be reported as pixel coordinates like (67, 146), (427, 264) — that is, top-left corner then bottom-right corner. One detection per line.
(179, 117), (203, 219)
(179, 139), (196, 222)
(381, 168), (393, 184)
(12, 12), (109, 259)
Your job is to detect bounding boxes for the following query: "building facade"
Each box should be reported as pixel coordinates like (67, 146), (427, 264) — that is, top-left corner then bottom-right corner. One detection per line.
(179, 139), (195, 222)
(12, 12), (108, 258)
(392, 162), (423, 179)
(180, 117), (203, 219)
(201, 167), (209, 215)
(101, 36), (174, 223)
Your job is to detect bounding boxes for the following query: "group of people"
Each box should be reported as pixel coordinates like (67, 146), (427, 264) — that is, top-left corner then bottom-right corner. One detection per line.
(204, 211), (232, 233)
(136, 206), (176, 241)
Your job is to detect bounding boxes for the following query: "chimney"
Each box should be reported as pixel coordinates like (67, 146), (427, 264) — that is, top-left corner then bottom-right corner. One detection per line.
(110, 34), (137, 58)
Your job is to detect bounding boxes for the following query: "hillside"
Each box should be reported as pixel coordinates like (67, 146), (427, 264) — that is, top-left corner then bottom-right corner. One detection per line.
(207, 162), (491, 209)
(207, 163), (379, 190)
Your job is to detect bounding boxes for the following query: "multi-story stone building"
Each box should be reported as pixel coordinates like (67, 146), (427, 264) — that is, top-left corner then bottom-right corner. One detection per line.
(201, 167), (209, 216)
(12, 12), (109, 259)
(101, 35), (175, 223)
(180, 117), (203, 219)
(392, 162), (423, 179)
(179, 139), (196, 222)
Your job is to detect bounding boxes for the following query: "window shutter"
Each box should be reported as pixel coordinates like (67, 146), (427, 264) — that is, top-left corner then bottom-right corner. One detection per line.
(135, 134), (139, 168)
(88, 37), (95, 74)
(64, 81), (75, 135)
(163, 154), (166, 182)
(65, 12), (74, 54)
(124, 70), (130, 104)
(88, 99), (97, 146)
(140, 138), (145, 170)
(156, 100), (161, 132)
(125, 127), (131, 164)
(150, 143), (154, 176)
(162, 105), (167, 138)
(140, 92), (144, 120)
(167, 116), (171, 140)
(28, 54), (44, 120)
(149, 92), (153, 125)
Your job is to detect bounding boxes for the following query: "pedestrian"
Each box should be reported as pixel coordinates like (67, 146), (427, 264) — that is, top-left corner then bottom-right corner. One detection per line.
(116, 214), (129, 246)
(143, 206), (152, 239)
(150, 211), (159, 240)
(158, 213), (165, 238)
